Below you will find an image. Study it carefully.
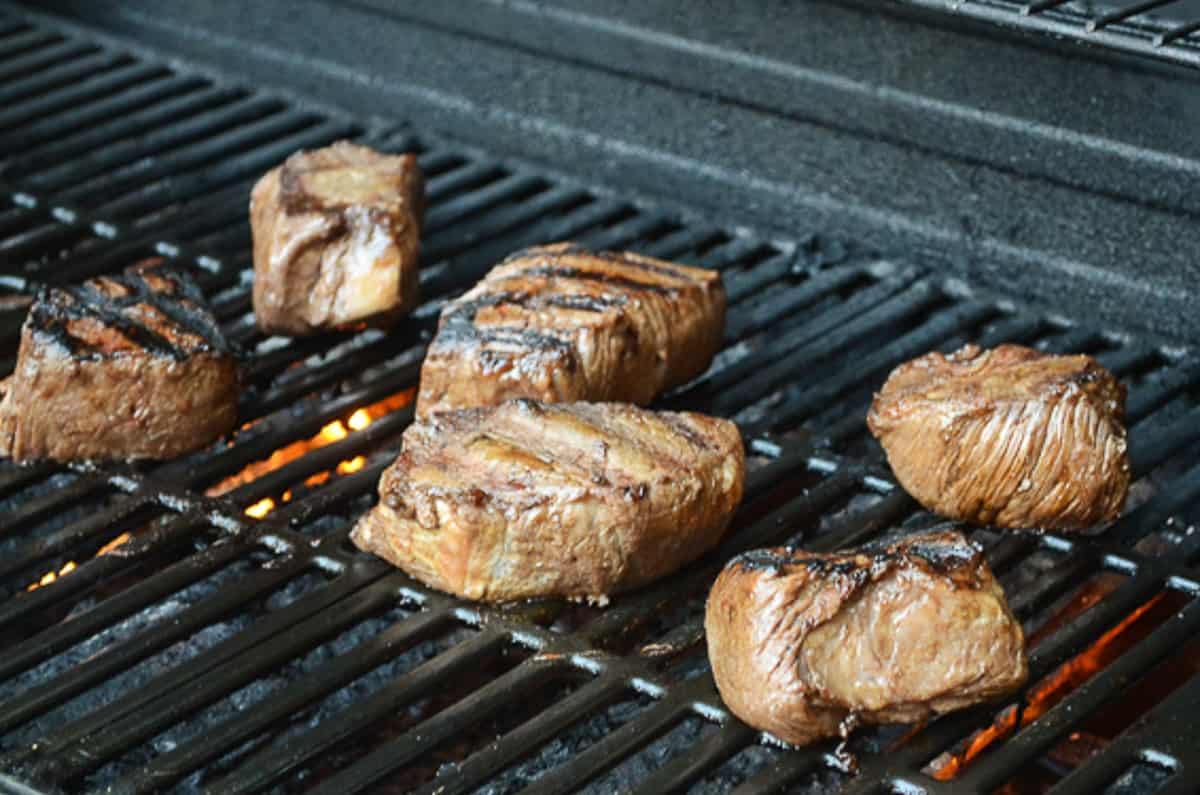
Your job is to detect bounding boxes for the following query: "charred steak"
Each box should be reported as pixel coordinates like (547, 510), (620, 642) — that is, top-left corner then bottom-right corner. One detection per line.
(251, 141), (424, 335)
(706, 530), (1027, 747)
(868, 344), (1129, 529)
(0, 267), (238, 462)
(352, 399), (744, 601)
(415, 242), (725, 418)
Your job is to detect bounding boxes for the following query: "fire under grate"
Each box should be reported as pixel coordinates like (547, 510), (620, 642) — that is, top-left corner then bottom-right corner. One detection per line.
(1, 5), (1200, 794)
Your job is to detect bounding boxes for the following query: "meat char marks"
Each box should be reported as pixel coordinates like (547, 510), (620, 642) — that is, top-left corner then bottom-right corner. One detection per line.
(415, 242), (725, 417)
(706, 530), (1027, 747)
(868, 344), (1129, 530)
(352, 399), (745, 601)
(251, 141), (424, 335)
(0, 266), (238, 462)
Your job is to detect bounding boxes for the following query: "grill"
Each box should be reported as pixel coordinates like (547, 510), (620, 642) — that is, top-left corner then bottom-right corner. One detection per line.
(896, 0), (1200, 68)
(1, 2), (1199, 794)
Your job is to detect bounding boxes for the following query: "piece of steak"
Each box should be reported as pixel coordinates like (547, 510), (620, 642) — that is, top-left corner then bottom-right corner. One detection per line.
(0, 267), (238, 462)
(251, 141), (424, 335)
(415, 242), (725, 417)
(705, 529), (1027, 747)
(867, 344), (1129, 530)
(352, 399), (744, 601)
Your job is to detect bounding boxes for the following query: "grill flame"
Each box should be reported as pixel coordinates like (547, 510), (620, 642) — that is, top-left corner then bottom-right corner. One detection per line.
(929, 588), (1167, 781)
(25, 530), (135, 592)
(208, 391), (412, 519)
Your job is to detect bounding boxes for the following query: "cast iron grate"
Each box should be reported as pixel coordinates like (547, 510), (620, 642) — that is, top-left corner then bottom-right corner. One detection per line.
(895, 0), (1200, 68)
(0, 5), (1199, 794)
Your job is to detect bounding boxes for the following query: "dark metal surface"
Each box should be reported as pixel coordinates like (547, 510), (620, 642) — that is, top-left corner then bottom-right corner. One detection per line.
(0, 4), (1197, 795)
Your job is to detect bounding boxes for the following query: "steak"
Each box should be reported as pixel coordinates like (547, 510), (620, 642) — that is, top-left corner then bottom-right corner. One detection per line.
(251, 141), (424, 335)
(0, 266), (238, 462)
(705, 529), (1027, 747)
(351, 399), (744, 601)
(867, 344), (1129, 529)
(415, 242), (725, 417)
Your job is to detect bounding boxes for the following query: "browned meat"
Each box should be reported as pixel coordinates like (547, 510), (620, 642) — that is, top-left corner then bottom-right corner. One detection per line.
(867, 344), (1129, 530)
(352, 399), (744, 601)
(251, 141), (424, 336)
(706, 530), (1027, 747)
(415, 243), (725, 418)
(0, 267), (238, 462)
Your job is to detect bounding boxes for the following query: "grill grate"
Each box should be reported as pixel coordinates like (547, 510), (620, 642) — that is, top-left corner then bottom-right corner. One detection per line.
(1, 6), (1200, 795)
(895, 0), (1200, 68)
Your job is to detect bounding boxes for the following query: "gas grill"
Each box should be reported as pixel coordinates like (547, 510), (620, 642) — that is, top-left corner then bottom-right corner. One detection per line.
(1, 1), (1200, 793)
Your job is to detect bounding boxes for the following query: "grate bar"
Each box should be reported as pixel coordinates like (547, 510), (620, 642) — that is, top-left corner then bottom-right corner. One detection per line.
(0, 540), (251, 738)
(517, 677), (715, 795)
(51, 575), (402, 782)
(412, 674), (628, 795)
(116, 605), (451, 793)
(309, 656), (570, 795)
(744, 301), (996, 435)
(714, 281), (944, 415)
(209, 628), (510, 794)
(631, 722), (760, 795)
(0, 76), (212, 168)
(1047, 671), (1200, 794)
(958, 596), (1200, 790)
(23, 94), (279, 191)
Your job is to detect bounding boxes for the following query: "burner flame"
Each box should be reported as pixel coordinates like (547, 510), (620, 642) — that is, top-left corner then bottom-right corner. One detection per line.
(210, 391), (413, 519)
(929, 589), (1166, 781)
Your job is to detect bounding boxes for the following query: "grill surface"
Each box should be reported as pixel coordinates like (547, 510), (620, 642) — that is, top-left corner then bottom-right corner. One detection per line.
(896, 0), (1200, 68)
(1, 5), (1200, 795)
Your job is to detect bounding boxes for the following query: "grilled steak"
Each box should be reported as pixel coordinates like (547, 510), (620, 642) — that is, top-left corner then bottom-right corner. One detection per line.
(706, 530), (1027, 747)
(0, 267), (238, 462)
(867, 344), (1129, 529)
(352, 399), (744, 601)
(415, 243), (725, 418)
(251, 141), (424, 335)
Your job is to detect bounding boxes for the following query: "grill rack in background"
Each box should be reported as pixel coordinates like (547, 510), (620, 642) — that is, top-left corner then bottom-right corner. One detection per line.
(895, 0), (1200, 67)
(1, 5), (1200, 795)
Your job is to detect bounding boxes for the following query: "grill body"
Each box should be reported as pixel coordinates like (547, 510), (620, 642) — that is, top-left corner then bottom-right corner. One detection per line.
(0, 2), (1198, 794)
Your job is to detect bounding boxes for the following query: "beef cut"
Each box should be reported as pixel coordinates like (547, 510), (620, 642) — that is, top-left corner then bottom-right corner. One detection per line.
(0, 266), (238, 462)
(867, 344), (1129, 529)
(705, 529), (1027, 747)
(415, 242), (725, 417)
(251, 141), (424, 335)
(352, 399), (744, 601)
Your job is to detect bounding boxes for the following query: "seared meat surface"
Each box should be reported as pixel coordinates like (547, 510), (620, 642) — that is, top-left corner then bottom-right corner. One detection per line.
(868, 344), (1129, 529)
(415, 242), (725, 418)
(251, 141), (423, 335)
(706, 530), (1027, 747)
(352, 399), (744, 601)
(0, 267), (238, 462)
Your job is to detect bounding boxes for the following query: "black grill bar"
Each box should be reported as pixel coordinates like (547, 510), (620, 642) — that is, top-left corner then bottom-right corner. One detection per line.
(956, 598), (1200, 791)
(895, 0), (1200, 69)
(209, 629), (510, 794)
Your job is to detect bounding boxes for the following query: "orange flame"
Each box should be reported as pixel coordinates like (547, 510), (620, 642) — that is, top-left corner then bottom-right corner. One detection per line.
(213, 390), (413, 519)
(930, 591), (1166, 780)
(26, 560), (77, 592)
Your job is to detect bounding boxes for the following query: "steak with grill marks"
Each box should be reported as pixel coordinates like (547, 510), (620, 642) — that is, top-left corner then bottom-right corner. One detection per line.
(251, 141), (424, 335)
(705, 529), (1027, 747)
(0, 266), (238, 462)
(351, 399), (744, 601)
(867, 344), (1129, 529)
(414, 242), (725, 418)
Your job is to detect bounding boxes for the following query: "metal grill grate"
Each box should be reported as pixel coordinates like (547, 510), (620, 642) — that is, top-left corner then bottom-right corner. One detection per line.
(1, 6), (1199, 795)
(895, 0), (1200, 68)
